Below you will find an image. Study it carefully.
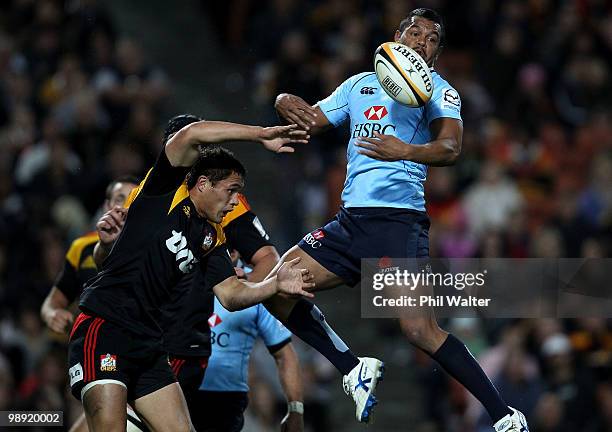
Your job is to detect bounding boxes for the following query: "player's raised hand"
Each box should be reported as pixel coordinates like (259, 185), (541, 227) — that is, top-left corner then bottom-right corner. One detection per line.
(355, 132), (410, 162)
(96, 206), (127, 245)
(45, 308), (74, 334)
(275, 93), (318, 131)
(259, 124), (310, 154)
(277, 257), (315, 298)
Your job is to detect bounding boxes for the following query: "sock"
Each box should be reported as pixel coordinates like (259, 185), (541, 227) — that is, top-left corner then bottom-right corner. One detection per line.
(285, 299), (359, 375)
(431, 334), (512, 422)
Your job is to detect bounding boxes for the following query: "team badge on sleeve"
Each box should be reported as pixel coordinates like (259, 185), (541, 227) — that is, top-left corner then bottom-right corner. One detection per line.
(442, 89), (461, 112)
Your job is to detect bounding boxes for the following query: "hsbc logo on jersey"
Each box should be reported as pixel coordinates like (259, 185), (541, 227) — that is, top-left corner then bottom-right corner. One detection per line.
(364, 106), (388, 120)
(352, 122), (396, 138)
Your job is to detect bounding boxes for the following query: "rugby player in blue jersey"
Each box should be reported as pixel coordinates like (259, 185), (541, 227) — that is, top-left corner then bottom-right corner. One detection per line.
(271, 8), (529, 431)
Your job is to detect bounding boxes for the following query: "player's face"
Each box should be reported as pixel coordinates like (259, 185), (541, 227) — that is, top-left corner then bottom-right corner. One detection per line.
(106, 182), (138, 210)
(196, 172), (244, 223)
(394, 16), (441, 66)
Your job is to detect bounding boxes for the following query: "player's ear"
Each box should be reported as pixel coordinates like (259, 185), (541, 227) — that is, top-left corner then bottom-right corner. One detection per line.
(394, 30), (401, 42)
(197, 175), (211, 191)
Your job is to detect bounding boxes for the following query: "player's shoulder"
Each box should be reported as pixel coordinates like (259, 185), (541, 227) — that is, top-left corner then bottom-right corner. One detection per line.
(66, 231), (99, 267)
(345, 71), (378, 93)
(430, 70), (461, 112)
(431, 71), (460, 98)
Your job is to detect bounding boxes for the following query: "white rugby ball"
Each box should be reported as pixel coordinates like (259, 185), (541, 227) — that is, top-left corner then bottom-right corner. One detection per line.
(374, 42), (433, 107)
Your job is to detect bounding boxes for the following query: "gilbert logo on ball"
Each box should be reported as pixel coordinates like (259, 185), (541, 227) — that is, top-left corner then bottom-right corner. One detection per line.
(374, 42), (433, 107)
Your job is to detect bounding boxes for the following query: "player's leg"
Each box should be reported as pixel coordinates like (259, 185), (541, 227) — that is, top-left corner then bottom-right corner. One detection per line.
(68, 314), (132, 431)
(397, 217), (524, 430)
(264, 218), (384, 423)
(264, 245), (360, 376)
(132, 383), (193, 432)
(82, 383), (128, 432)
(130, 353), (192, 432)
(170, 355), (208, 424)
(68, 413), (88, 432)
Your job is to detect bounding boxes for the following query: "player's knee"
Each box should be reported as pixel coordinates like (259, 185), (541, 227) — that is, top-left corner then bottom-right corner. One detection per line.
(400, 317), (442, 346)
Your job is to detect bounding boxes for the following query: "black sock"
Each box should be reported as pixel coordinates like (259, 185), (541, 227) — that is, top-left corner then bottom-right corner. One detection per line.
(285, 299), (359, 375)
(431, 334), (512, 422)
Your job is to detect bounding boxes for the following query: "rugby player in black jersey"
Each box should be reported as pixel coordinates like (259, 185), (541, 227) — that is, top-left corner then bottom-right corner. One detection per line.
(67, 119), (313, 432)
(90, 115), (303, 432)
(41, 177), (138, 335)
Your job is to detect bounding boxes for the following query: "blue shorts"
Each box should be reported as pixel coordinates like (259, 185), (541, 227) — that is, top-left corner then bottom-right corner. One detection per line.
(298, 207), (430, 286)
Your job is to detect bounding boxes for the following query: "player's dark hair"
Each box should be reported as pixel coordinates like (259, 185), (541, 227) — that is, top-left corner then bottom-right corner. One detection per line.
(163, 114), (203, 144)
(399, 8), (445, 48)
(105, 175), (140, 200)
(186, 146), (246, 188)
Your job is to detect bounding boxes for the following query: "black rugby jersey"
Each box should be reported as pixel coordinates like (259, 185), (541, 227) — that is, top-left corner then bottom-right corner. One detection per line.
(162, 194), (273, 357)
(55, 232), (99, 302)
(79, 149), (234, 341)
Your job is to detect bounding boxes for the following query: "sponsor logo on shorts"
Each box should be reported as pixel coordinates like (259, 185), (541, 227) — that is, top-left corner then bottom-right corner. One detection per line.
(302, 232), (322, 249)
(69, 363), (83, 386)
(312, 229), (325, 240)
(100, 354), (117, 372)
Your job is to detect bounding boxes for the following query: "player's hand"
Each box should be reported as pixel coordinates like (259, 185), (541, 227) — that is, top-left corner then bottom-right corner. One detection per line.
(259, 124), (309, 154)
(96, 206), (127, 245)
(355, 132), (410, 162)
(275, 93), (318, 131)
(234, 267), (247, 279)
(45, 309), (74, 334)
(280, 412), (304, 432)
(277, 257), (315, 298)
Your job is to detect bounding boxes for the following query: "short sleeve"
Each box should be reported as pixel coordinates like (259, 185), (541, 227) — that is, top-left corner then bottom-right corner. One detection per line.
(202, 245), (236, 287)
(224, 211), (272, 262)
(256, 304), (292, 349)
(54, 259), (80, 303)
(425, 84), (462, 125)
(317, 75), (363, 127)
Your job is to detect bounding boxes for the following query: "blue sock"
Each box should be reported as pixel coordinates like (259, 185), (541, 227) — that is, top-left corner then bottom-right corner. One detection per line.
(431, 334), (512, 422)
(286, 300), (359, 375)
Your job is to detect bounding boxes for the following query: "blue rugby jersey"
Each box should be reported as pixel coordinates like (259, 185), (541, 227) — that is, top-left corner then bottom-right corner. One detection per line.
(317, 71), (462, 211)
(201, 298), (291, 392)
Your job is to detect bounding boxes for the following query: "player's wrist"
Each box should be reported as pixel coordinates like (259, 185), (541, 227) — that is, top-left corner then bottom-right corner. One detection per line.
(287, 401), (304, 415)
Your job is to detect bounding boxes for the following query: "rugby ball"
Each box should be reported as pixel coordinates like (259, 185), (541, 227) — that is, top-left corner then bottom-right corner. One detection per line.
(374, 42), (433, 107)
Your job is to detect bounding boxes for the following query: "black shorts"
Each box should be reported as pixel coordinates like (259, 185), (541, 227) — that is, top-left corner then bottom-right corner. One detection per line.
(188, 391), (248, 432)
(67, 313), (175, 401)
(169, 355), (208, 394)
(298, 207), (430, 286)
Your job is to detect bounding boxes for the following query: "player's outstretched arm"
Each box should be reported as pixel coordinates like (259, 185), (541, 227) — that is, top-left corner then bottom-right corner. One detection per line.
(272, 343), (305, 432)
(41, 287), (73, 334)
(165, 121), (309, 167)
(213, 257), (315, 312)
(275, 94), (332, 135)
(356, 117), (463, 166)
